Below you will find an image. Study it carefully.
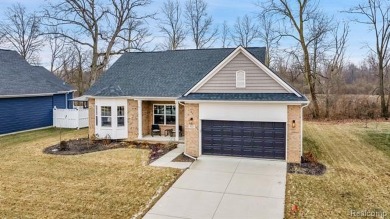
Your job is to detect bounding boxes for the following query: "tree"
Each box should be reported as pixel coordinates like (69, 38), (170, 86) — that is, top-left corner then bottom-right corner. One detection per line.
(262, 0), (332, 118)
(322, 23), (349, 118)
(185, 0), (218, 49)
(56, 43), (90, 95)
(231, 15), (260, 47)
(159, 0), (186, 50)
(258, 13), (280, 66)
(347, 0), (390, 118)
(44, 0), (153, 85)
(0, 3), (42, 64)
(47, 28), (67, 73)
(221, 21), (231, 48)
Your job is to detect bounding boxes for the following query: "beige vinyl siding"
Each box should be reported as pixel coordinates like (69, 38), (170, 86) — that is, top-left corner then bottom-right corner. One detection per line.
(195, 52), (289, 93)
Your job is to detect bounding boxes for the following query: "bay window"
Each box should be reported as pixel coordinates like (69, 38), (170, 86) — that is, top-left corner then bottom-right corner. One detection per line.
(101, 106), (112, 127)
(117, 106), (125, 127)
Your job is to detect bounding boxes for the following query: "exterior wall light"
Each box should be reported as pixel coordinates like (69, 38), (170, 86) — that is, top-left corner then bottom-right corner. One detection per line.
(189, 117), (193, 125)
(292, 120), (296, 128)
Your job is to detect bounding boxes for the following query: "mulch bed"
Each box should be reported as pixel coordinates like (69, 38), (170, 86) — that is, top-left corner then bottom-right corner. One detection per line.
(172, 153), (195, 162)
(43, 139), (178, 163)
(43, 138), (127, 155)
(287, 162), (327, 176)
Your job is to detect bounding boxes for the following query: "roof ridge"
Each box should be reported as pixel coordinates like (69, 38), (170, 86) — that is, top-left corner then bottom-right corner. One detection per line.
(124, 47), (265, 54)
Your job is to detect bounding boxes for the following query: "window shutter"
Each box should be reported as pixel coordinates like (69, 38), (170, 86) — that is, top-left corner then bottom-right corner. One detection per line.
(236, 70), (246, 88)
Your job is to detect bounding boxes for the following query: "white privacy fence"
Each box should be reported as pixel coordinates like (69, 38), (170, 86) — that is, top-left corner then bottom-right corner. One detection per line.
(53, 107), (89, 129)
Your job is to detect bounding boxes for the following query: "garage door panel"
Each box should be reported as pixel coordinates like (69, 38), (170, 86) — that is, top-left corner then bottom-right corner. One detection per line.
(201, 120), (286, 160)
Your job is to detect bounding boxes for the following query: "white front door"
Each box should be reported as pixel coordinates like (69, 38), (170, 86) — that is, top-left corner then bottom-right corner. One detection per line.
(95, 99), (128, 139)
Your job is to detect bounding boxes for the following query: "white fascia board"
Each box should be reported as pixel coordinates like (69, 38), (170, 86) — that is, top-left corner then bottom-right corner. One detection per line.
(0, 93), (55, 98)
(181, 100), (310, 104)
(184, 46), (302, 97)
(90, 96), (179, 101)
(133, 96), (178, 101)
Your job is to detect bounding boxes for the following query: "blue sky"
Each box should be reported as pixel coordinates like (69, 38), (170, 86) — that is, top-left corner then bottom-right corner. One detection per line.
(0, 0), (373, 67)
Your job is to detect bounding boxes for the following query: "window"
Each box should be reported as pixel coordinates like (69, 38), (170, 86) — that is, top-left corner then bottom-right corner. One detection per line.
(95, 105), (98, 126)
(117, 106), (125, 127)
(101, 106), (112, 127)
(236, 70), (246, 88)
(153, 104), (176, 125)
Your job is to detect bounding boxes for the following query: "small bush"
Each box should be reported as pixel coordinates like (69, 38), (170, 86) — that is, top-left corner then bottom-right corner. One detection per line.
(302, 151), (318, 164)
(59, 141), (69, 151)
(102, 135), (111, 145)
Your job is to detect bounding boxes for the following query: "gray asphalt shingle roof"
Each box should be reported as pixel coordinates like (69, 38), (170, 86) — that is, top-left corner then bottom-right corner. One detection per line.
(0, 49), (73, 96)
(179, 93), (308, 102)
(86, 47), (266, 97)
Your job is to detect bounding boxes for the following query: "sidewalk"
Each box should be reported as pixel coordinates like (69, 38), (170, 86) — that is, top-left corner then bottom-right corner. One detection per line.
(149, 144), (193, 169)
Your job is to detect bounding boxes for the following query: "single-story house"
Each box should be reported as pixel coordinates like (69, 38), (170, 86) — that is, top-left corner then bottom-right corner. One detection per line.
(0, 49), (75, 135)
(86, 46), (309, 163)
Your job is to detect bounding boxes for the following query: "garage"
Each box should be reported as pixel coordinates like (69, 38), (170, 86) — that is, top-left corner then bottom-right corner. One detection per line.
(201, 120), (286, 159)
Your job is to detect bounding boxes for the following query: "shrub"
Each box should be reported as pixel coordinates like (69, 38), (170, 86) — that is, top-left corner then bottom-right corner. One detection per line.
(59, 141), (69, 151)
(102, 134), (111, 145)
(302, 151), (318, 164)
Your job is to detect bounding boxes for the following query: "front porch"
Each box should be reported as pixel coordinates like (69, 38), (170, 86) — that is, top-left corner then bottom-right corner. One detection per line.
(135, 99), (185, 142)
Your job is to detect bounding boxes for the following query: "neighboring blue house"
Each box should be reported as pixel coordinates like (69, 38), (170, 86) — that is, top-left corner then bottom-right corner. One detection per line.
(0, 49), (75, 135)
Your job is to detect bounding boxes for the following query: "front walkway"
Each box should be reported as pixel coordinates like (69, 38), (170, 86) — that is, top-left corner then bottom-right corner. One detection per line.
(149, 144), (192, 169)
(144, 156), (287, 219)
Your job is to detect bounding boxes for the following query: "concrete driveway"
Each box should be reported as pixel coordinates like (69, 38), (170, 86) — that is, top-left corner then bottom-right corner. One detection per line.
(144, 155), (287, 219)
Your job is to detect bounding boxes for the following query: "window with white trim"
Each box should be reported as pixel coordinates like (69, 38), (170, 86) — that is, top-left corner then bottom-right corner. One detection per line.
(153, 104), (176, 125)
(236, 70), (246, 88)
(117, 106), (125, 127)
(101, 106), (112, 127)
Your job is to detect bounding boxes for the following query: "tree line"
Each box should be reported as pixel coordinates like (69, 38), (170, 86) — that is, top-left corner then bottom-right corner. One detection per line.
(0, 0), (389, 119)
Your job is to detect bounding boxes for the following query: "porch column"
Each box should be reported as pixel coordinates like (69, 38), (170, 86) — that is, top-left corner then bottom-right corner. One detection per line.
(138, 100), (142, 139)
(175, 100), (179, 141)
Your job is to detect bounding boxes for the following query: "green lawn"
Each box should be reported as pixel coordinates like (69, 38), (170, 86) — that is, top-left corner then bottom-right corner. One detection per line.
(285, 121), (390, 218)
(0, 128), (181, 218)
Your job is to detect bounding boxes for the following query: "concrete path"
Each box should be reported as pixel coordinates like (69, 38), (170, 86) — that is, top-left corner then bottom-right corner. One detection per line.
(144, 156), (287, 219)
(149, 144), (192, 169)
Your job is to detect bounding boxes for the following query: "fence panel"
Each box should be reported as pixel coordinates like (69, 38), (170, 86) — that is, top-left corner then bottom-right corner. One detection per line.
(53, 108), (89, 129)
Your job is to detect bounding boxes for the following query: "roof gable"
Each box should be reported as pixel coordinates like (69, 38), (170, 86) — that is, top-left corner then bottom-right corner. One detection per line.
(185, 46), (301, 97)
(194, 52), (288, 93)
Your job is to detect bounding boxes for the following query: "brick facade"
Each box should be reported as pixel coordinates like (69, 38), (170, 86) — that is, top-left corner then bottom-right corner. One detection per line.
(184, 103), (200, 157)
(287, 105), (302, 163)
(88, 98), (95, 139)
(127, 99), (138, 140)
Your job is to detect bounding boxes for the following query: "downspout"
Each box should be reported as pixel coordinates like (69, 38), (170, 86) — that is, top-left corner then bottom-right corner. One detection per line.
(178, 101), (198, 160)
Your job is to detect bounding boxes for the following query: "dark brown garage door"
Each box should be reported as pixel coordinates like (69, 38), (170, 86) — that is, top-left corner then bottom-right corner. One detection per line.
(201, 120), (286, 159)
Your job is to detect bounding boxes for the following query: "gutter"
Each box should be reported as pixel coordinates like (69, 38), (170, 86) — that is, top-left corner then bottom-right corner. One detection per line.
(181, 99), (310, 104)
(0, 90), (76, 99)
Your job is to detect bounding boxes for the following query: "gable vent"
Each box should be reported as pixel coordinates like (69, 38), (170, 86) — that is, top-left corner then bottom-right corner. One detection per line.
(236, 70), (246, 88)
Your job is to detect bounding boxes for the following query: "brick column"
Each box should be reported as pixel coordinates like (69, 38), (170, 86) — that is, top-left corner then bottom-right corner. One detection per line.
(88, 98), (95, 139)
(287, 105), (302, 163)
(128, 99), (138, 141)
(184, 103), (200, 157)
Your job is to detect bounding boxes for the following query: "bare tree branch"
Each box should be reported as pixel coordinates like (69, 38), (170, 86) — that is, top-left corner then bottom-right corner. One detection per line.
(158, 0), (187, 50)
(0, 3), (43, 64)
(231, 15), (260, 47)
(185, 0), (218, 49)
(345, 0), (390, 118)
